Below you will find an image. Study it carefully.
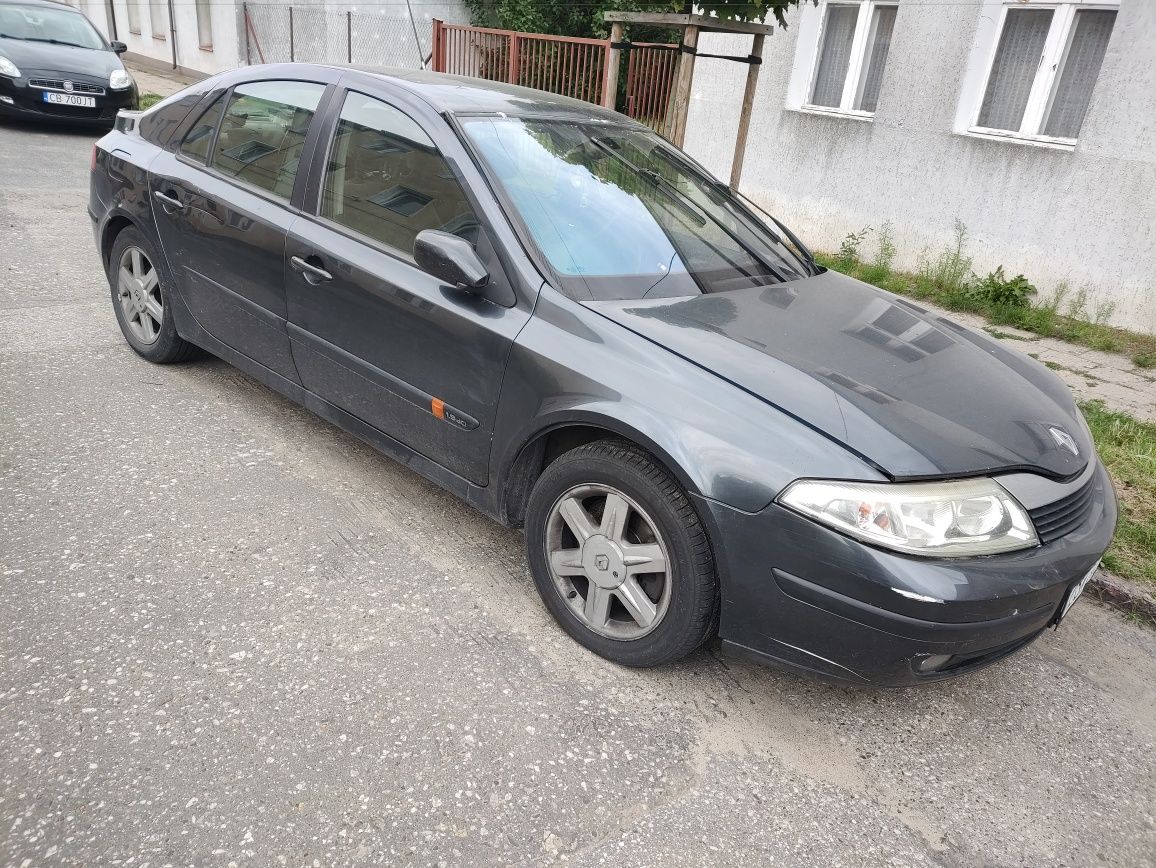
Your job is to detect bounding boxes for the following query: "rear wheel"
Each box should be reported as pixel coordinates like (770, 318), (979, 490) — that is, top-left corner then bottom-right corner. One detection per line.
(525, 439), (718, 667)
(107, 227), (197, 363)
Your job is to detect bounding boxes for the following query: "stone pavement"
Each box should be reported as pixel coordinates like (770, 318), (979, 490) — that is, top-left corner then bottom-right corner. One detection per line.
(124, 60), (196, 100)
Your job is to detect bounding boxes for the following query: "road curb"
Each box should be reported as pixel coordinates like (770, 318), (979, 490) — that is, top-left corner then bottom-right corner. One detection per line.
(1089, 572), (1156, 626)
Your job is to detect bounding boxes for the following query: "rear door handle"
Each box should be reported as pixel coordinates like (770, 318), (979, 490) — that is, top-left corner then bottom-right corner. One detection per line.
(290, 255), (333, 283)
(153, 190), (187, 212)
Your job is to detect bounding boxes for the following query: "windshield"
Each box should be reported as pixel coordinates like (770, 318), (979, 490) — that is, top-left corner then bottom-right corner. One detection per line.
(0, 4), (106, 49)
(461, 116), (813, 300)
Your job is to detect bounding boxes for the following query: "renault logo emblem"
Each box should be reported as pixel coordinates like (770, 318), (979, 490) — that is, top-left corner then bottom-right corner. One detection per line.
(1049, 426), (1080, 456)
(63, 80), (74, 92)
(594, 554), (609, 571)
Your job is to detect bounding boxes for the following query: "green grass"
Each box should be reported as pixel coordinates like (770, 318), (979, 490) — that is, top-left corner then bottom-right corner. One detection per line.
(137, 92), (164, 110)
(816, 252), (1156, 363)
(1078, 402), (1156, 589)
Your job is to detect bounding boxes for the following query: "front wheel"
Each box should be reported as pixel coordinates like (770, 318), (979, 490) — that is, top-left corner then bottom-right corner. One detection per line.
(525, 440), (718, 667)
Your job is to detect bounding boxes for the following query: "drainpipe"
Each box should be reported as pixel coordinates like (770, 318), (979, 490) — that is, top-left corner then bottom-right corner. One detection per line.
(167, 0), (178, 70)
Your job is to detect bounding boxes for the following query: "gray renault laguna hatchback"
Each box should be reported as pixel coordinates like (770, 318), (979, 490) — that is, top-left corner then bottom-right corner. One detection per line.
(88, 65), (1116, 686)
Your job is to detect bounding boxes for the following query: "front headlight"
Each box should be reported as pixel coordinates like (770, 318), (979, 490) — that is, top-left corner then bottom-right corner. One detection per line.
(109, 69), (134, 90)
(0, 56), (20, 78)
(778, 477), (1038, 557)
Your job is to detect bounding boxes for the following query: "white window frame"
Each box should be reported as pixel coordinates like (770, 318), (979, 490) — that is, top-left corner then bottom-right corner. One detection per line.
(785, 1), (898, 120)
(955, 0), (1118, 149)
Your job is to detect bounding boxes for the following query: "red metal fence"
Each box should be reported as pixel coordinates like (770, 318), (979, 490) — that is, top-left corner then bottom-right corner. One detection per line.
(624, 44), (679, 135)
(432, 21), (611, 105)
(431, 20), (677, 133)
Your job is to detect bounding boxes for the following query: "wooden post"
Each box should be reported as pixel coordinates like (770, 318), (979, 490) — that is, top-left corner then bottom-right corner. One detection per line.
(288, 6), (294, 62)
(431, 19), (443, 72)
(729, 32), (764, 190)
(602, 21), (623, 109)
(346, 10), (352, 64)
(668, 24), (698, 147)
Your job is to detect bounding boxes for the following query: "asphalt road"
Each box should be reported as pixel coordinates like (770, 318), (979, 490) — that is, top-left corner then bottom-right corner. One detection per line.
(1, 118), (1155, 868)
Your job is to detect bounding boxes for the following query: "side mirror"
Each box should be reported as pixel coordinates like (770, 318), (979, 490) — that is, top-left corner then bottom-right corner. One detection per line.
(414, 229), (489, 293)
(111, 40), (128, 54)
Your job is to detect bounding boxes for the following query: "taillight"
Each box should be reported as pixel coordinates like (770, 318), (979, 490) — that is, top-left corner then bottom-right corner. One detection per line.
(91, 144), (98, 172)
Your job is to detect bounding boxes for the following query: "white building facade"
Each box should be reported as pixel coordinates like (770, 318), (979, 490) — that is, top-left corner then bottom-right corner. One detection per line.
(683, 0), (1156, 332)
(65, 0), (468, 78)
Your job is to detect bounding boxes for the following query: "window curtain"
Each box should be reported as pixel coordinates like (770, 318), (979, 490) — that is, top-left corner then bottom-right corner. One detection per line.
(977, 8), (1052, 131)
(1043, 9), (1116, 138)
(855, 5), (897, 112)
(811, 4), (859, 107)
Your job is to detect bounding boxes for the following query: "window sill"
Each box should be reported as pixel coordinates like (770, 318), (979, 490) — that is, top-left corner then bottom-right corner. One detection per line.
(959, 128), (1076, 152)
(152, 34), (166, 41)
(199, 44), (214, 52)
(788, 105), (875, 123)
(128, 28), (141, 35)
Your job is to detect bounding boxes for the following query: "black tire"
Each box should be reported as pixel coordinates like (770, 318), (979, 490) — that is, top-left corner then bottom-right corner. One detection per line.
(107, 226), (198, 364)
(525, 439), (718, 667)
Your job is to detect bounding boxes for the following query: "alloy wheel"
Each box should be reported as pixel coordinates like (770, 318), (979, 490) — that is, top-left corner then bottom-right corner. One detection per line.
(544, 483), (672, 640)
(117, 246), (163, 345)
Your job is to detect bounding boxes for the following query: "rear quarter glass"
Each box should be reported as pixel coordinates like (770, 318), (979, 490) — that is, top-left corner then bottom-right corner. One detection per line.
(139, 90), (208, 148)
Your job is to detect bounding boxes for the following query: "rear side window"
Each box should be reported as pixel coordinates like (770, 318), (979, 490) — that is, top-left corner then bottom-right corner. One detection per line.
(209, 80), (326, 201)
(320, 92), (479, 256)
(179, 94), (225, 164)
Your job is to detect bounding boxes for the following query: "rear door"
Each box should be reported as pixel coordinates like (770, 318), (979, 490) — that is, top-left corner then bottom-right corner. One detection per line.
(285, 87), (530, 485)
(148, 79), (330, 381)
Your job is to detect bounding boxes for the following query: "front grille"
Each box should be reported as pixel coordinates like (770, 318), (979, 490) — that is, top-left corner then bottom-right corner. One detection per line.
(1028, 476), (1096, 544)
(28, 78), (106, 95)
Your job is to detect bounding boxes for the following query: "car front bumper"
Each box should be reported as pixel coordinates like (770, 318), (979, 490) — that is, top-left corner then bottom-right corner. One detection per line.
(697, 460), (1117, 687)
(0, 74), (136, 126)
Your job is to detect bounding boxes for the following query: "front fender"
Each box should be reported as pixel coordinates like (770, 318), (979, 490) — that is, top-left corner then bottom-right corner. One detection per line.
(492, 289), (883, 514)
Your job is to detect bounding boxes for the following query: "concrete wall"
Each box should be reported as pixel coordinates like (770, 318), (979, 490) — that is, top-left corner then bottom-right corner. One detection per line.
(76, 0), (469, 77)
(682, 0), (1156, 333)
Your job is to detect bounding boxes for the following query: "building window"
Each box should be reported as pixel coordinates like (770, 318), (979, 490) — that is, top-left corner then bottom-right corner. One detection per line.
(149, 0), (167, 39)
(806, 2), (898, 115)
(126, 0), (140, 34)
(965, 2), (1117, 144)
(195, 0), (212, 49)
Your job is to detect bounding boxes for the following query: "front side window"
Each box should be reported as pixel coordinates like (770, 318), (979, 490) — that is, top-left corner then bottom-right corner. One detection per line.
(808, 1), (897, 114)
(972, 3), (1117, 142)
(462, 117), (812, 301)
(209, 80), (326, 201)
(320, 92), (479, 255)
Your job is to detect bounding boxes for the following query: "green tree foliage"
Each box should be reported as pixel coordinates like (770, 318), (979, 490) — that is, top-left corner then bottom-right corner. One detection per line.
(462, 0), (812, 39)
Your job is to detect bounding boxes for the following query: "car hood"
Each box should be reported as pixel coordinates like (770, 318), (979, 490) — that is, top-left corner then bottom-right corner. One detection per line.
(586, 270), (1090, 480)
(0, 38), (121, 78)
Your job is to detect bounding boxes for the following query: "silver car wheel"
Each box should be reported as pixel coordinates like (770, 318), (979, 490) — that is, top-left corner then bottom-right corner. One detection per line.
(117, 246), (163, 345)
(544, 483), (672, 640)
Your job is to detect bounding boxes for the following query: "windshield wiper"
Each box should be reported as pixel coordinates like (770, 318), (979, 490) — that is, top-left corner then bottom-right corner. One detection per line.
(589, 140), (790, 284)
(21, 36), (91, 48)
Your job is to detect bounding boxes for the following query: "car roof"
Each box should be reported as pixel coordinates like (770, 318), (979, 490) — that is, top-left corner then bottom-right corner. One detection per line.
(247, 64), (638, 125)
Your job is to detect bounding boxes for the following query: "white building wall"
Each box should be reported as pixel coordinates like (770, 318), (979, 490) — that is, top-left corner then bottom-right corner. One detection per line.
(75, 0), (468, 77)
(683, 0), (1156, 333)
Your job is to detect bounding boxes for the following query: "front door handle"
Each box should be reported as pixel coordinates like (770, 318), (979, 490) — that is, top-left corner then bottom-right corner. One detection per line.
(153, 189), (187, 212)
(290, 255), (333, 283)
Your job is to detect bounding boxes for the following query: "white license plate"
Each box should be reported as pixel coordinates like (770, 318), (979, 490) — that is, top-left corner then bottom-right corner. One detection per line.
(1058, 561), (1099, 623)
(43, 92), (96, 107)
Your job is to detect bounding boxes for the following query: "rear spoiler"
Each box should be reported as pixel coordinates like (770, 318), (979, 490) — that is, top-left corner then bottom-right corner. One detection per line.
(114, 109), (142, 133)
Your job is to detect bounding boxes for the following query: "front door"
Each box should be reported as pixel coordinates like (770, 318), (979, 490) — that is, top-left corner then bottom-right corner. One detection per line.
(149, 79), (328, 381)
(285, 89), (528, 485)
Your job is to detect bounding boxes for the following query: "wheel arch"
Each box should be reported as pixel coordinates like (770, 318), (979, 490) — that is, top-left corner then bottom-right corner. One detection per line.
(498, 415), (700, 529)
(99, 212), (140, 271)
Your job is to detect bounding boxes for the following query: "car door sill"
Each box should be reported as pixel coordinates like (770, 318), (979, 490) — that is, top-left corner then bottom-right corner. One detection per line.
(174, 311), (500, 520)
